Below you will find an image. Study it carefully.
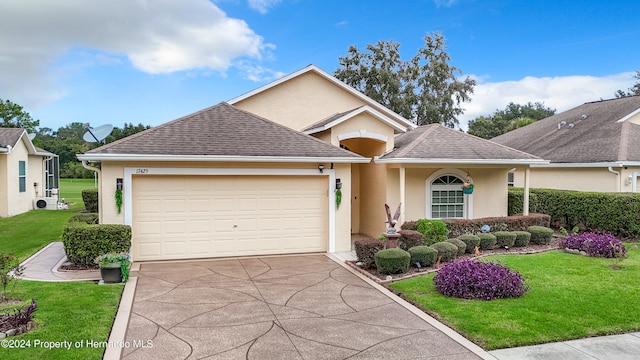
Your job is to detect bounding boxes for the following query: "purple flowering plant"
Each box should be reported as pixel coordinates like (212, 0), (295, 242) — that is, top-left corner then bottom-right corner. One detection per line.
(433, 260), (529, 300)
(559, 232), (627, 258)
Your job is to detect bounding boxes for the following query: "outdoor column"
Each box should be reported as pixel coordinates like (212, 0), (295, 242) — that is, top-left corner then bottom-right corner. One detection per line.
(399, 166), (406, 224)
(523, 167), (530, 216)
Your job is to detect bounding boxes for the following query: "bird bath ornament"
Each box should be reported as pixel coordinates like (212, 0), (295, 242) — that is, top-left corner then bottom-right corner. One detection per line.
(383, 203), (402, 248)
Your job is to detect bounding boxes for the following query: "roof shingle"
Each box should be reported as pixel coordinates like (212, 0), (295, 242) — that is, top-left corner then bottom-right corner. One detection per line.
(491, 95), (640, 163)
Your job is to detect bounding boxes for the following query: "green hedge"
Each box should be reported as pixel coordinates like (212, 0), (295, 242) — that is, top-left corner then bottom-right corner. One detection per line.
(528, 226), (554, 245)
(62, 223), (131, 267)
(82, 189), (99, 213)
(354, 238), (385, 269)
(374, 248), (411, 274)
(494, 231), (516, 248)
(477, 233), (497, 250)
(509, 187), (640, 239)
(429, 242), (458, 262)
(408, 246), (438, 267)
(68, 213), (99, 224)
(458, 234), (480, 253)
(415, 219), (449, 245)
(513, 231), (531, 247)
(445, 238), (467, 256)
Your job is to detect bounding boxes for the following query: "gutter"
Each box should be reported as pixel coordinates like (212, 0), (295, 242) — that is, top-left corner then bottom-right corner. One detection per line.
(76, 154), (371, 163)
(81, 160), (103, 222)
(608, 166), (621, 192)
(373, 156), (549, 166)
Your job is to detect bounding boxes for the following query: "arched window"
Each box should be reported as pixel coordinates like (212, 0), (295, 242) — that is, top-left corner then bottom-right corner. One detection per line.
(430, 175), (465, 218)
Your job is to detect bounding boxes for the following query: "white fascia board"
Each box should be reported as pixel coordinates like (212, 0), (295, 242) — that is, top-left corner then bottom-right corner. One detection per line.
(617, 107), (640, 123)
(76, 153), (371, 163)
(374, 157), (549, 166)
(530, 162), (627, 168)
(228, 65), (417, 130)
(305, 106), (409, 135)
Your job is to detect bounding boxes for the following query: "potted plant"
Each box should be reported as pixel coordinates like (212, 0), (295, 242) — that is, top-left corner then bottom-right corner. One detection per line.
(461, 181), (474, 194)
(95, 253), (130, 283)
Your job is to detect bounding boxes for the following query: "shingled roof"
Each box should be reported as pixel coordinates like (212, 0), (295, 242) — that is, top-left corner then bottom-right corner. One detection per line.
(377, 124), (543, 164)
(491, 95), (640, 163)
(0, 128), (25, 148)
(81, 102), (366, 162)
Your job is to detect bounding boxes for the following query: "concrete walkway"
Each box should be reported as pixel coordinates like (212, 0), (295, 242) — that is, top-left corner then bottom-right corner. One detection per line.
(17, 242), (640, 359)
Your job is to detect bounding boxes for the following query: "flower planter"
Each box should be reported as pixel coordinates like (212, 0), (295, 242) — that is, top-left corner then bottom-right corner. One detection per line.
(100, 262), (122, 283)
(462, 187), (474, 194)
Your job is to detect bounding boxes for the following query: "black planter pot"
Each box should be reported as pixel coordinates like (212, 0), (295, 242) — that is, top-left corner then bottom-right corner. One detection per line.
(100, 262), (122, 283)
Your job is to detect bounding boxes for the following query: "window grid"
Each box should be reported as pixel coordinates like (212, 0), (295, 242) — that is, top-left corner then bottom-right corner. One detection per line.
(19, 161), (26, 193)
(431, 175), (465, 219)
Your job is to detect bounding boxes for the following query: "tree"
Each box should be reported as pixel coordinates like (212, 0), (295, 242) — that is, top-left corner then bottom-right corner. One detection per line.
(615, 70), (640, 98)
(335, 32), (476, 127)
(0, 99), (40, 131)
(467, 102), (556, 139)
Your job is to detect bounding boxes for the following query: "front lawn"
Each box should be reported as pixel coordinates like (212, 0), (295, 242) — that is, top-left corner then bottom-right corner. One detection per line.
(389, 245), (640, 350)
(0, 198), (123, 360)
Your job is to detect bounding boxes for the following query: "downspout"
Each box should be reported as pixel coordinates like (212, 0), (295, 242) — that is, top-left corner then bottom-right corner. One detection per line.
(82, 160), (103, 223)
(607, 166), (620, 192)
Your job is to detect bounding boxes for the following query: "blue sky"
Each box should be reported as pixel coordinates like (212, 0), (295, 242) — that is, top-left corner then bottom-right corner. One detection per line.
(1, 0), (639, 132)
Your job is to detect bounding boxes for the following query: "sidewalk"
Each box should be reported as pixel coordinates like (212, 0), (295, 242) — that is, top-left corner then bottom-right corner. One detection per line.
(17, 242), (101, 282)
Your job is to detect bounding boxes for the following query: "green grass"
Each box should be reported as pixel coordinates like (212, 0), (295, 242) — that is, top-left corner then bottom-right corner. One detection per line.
(0, 183), (122, 360)
(389, 245), (640, 350)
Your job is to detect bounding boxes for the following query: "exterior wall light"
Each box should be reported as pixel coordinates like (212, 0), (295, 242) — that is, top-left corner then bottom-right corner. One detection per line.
(318, 164), (325, 173)
(336, 178), (342, 189)
(116, 178), (123, 191)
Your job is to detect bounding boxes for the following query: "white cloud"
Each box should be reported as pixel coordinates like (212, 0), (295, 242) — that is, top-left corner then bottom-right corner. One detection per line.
(458, 72), (635, 130)
(0, 0), (276, 107)
(247, 0), (282, 14)
(433, 0), (459, 7)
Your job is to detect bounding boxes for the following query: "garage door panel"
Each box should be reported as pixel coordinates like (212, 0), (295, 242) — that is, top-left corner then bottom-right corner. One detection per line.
(132, 175), (328, 261)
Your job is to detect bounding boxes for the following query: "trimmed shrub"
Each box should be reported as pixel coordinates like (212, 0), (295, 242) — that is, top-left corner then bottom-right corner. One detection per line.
(559, 232), (627, 258)
(429, 242), (458, 262)
(528, 226), (554, 245)
(445, 238), (466, 256)
(477, 233), (497, 250)
(354, 238), (385, 269)
(68, 213), (99, 224)
(458, 234), (480, 253)
(443, 213), (551, 238)
(513, 231), (531, 247)
(398, 230), (425, 251)
(433, 260), (529, 300)
(374, 248), (411, 274)
(494, 231), (516, 248)
(62, 223), (131, 267)
(408, 246), (438, 267)
(81, 188), (99, 213)
(416, 219), (449, 245)
(400, 220), (418, 231)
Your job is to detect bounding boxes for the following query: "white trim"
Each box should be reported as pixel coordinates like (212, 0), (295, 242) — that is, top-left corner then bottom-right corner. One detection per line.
(633, 171), (640, 193)
(305, 105), (409, 134)
(425, 169), (473, 219)
(78, 153), (370, 163)
(617, 107), (640, 123)
(123, 167), (337, 260)
(531, 162), (626, 168)
(375, 156), (548, 166)
(228, 65), (417, 130)
(337, 130), (388, 143)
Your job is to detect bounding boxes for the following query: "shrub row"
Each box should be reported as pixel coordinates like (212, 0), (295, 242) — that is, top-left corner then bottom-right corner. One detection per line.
(354, 238), (385, 269)
(62, 222), (131, 267)
(401, 214), (550, 238)
(509, 187), (640, 239)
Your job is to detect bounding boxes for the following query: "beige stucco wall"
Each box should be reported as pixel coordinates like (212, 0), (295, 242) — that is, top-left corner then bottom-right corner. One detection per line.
(233, 71), (370, 131)
(99, 160), (354, 253)
(330, 113), (396, 152)
(627, 111), (640, 125)
(0, 139), (44, 217)
(513, 167), (619, 192)
(393, 166), (510, 222)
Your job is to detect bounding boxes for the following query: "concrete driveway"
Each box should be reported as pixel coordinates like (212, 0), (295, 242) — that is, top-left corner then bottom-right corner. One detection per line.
(120, 254), (487, 359)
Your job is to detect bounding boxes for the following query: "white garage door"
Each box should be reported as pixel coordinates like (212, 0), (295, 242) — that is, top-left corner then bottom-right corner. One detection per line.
(132, 175), (328, 261)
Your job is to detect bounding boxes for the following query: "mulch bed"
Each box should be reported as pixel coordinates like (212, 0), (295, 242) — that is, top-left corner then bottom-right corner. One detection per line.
(58, 262), (99, 271)
(347, 237), (562, 284)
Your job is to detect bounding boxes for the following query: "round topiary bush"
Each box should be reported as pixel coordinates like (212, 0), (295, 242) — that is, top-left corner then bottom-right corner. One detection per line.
(445, 238), (466, 256)
(398, 230), (425, 251)
(374, 248), (411, 274)
(477, 233), (497, 250)
(458, 234), (480, 253)
(408, 246), (438, 267)
(528, 226), (554, 245)
(559, 232), (627, 258)
(433, 260), (530, 300)
(494, 231), (516, 248)
(513, 231), (531, 247)
(429, 242), (458, 262)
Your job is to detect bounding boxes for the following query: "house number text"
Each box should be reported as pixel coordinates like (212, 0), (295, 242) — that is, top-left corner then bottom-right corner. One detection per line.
(135, 168), (149, 174)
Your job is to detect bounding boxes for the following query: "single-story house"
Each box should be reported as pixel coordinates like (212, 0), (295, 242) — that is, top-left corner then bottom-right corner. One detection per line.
(0, 128), (60, 217)
(492, 95), (640, 192)
(78, 65), (545, 262)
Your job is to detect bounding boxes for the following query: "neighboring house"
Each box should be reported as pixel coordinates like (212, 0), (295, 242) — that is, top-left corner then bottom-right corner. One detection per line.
(78, 65), (544, 262)
(492, 95), (640, 193)
(0, 128), (60, 217)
